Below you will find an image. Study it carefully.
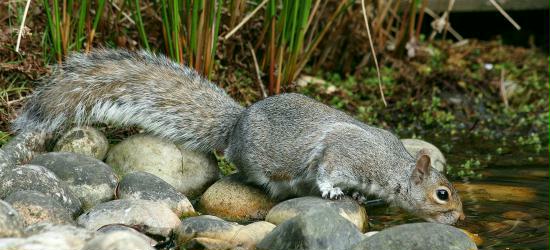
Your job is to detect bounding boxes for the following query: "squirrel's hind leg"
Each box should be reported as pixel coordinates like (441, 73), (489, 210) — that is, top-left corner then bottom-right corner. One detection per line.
(265, 181), (294, 199)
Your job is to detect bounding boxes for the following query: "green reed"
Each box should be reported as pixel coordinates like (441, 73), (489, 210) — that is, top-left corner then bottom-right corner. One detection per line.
(258, 0), (353, 94)
(159, 0), (223, 78)
(43, 0), (105, 63)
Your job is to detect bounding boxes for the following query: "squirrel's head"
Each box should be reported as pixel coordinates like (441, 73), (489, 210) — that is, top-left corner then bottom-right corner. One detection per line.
(403, 149), (464, 225)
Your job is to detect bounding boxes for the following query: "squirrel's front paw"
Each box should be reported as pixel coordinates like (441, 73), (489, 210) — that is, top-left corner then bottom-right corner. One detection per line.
(321, 187), (345, 200)
(352, 191), (367, 204)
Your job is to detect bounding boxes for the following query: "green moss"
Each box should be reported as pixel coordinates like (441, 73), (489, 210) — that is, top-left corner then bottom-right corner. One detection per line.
(215, 153), (237, 176)
(0, 131), (10, 146)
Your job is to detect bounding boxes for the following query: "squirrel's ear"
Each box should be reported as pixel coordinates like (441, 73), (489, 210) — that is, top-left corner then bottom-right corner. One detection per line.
(411, 153), (431, 184)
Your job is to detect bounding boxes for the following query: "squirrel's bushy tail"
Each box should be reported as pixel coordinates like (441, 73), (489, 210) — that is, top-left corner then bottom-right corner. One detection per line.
(13, 49), (244, 152)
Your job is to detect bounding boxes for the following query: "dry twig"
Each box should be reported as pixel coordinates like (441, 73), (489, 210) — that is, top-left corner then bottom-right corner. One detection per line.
(488, 0), (521, 30)
(425, 8), (463, 41)
(361, 0), (387, 107)
(499, 69), (509, 108)
(15, 0), (32, 53)
(224, 0), (269, 40)
(248, 42), (267, 98)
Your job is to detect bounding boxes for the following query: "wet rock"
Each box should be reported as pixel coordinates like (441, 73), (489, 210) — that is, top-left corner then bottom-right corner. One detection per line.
(106, 134), (220, 197)
(77, 199), (180, 237)
(266, 196), (367, 232)
(0, 223), (97, 250)
(54, 126), (109, 160)
(257, 209), (364, 250)
(352, 223), (477, 250)
(401, 138), (446, 172)
(97, 224), (158, 246)
(0, 164), (82, 216)
(116, 171), (195, 216)
(30, 152), (117, 210)
(459, 229), (483, 247)
(199, 174), (277, 222)
(175, 215), (275, 249)
(82, 231), (155, 250)
(454, 183), (536, 202)
(4, 190), (74, 226)
(0, 200), (24, 237)
(502, 210), (533, 220)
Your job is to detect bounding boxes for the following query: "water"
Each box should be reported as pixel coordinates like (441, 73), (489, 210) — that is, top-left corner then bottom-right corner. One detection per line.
(367, 139), (549, 249)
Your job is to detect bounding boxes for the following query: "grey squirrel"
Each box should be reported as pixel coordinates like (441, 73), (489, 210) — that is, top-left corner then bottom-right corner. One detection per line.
(13, 49), (464, 224)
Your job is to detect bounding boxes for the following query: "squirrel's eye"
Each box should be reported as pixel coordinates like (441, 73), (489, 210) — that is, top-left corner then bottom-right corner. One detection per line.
(436, 189), (449, 201)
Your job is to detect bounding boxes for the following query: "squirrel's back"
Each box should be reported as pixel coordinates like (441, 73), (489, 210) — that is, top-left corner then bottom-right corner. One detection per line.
(13, 49), (244, 151)
(226, 93), (412, 188)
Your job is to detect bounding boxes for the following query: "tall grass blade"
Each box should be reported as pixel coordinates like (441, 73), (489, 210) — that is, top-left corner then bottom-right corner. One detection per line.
(86, 0), (105, 52)
(132, 0), (150, 51)
(75, 0), (87, 51)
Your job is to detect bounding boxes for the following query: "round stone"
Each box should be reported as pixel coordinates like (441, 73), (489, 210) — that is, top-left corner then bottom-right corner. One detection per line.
(266, 196), (368, 232)
(2, 223), (97, 250)
(82, 231), (155, 250)
(352, 223), (477, 250)
(97, 224), (158, 246)
(116, 171), (195, 217)
(175, 215), (275, 249)
(4, 190), (73, 226)
(176, 215), (241, 244)
(30, 152), (118, 210)
(0, 164), (82, 216)
(0, 200), (24, 237)
(106, 134), (220, 197)
(54, 126), (109, 160)
(257, 209), (364, 250)
(77, 199), (180, 237)
(199, 174), (277, 222)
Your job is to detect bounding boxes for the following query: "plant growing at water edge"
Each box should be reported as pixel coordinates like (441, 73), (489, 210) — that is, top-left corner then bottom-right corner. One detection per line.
(446, 158), (483, 179)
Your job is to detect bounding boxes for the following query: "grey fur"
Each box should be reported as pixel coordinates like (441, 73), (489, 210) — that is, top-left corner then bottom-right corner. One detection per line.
(13, 49), (463, 224)
(226, 94), (463, 224)
(13, 49), (243, 152)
